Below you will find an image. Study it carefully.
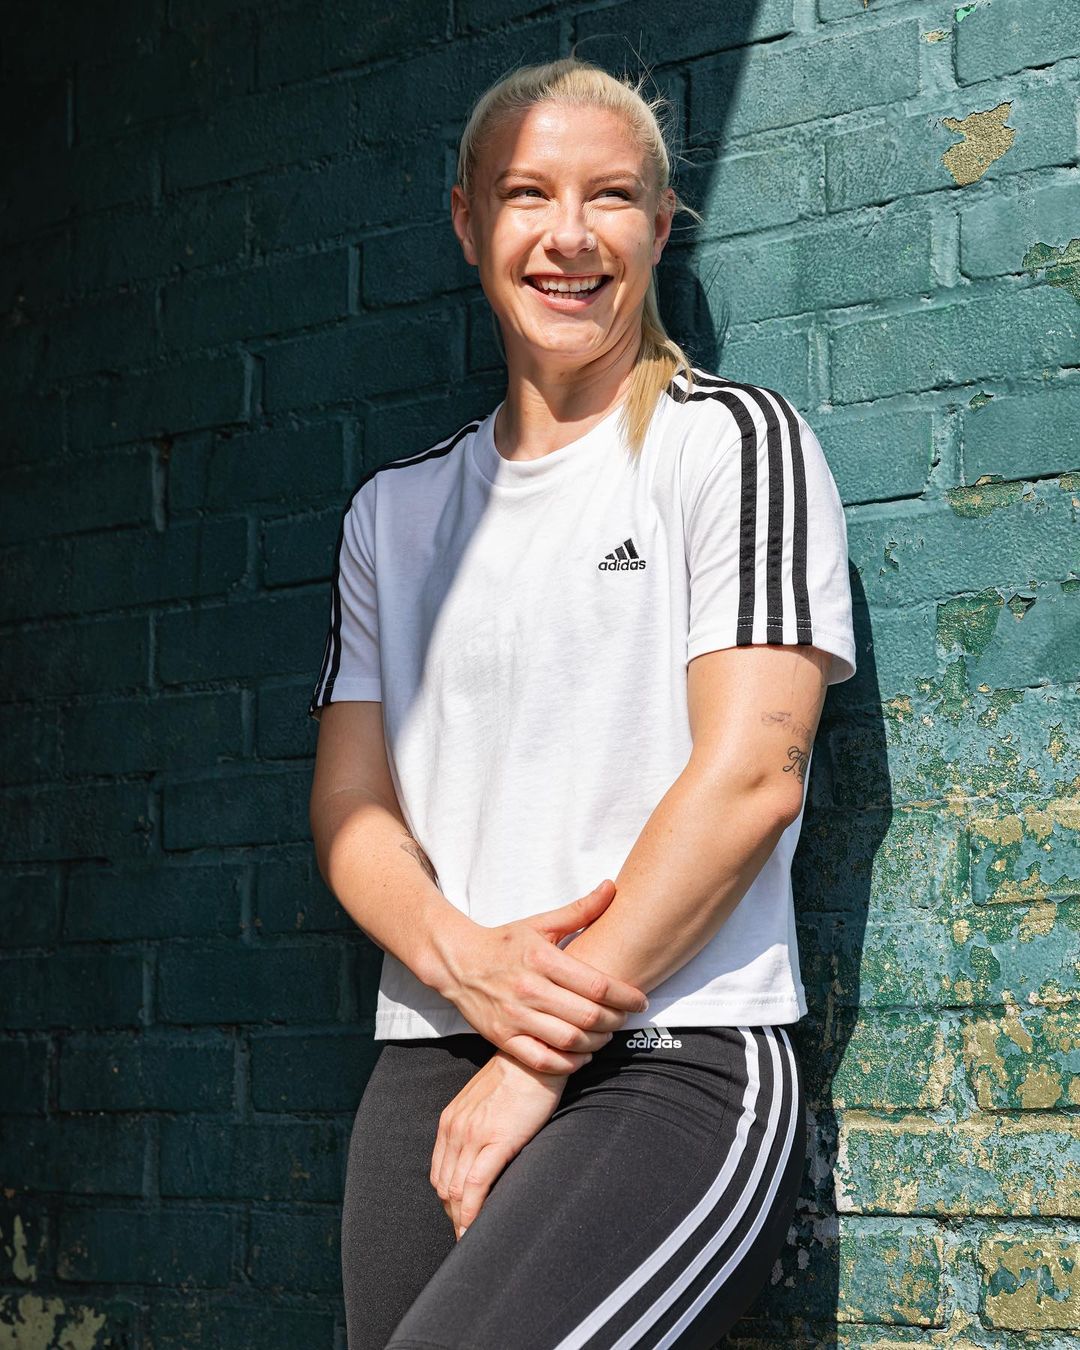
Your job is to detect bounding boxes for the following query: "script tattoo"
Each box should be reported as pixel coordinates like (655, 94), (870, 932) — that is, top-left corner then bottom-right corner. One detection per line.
(783, 744), (810, 782)
(762, 709), (813, 784)
(400, 830), (440, 887)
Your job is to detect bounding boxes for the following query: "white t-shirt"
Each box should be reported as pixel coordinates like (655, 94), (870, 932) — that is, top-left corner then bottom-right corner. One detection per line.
(309, 366), (856, 1040)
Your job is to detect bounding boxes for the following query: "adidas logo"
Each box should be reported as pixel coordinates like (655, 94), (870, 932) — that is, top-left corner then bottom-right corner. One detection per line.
(598, 536), (647, 571)
(625, 1026), (682, 1050)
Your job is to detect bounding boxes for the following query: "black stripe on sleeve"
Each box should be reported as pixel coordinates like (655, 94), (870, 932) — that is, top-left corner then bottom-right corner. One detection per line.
(307, 416), (483, 720)
(664, 372), (813, 648)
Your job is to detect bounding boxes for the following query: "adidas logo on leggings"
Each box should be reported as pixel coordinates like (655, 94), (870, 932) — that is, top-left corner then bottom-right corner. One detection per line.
(625, 1026), (683, 1049)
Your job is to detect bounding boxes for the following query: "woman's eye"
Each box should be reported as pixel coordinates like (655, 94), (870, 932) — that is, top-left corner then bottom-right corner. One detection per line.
(506, 187), (631, 200)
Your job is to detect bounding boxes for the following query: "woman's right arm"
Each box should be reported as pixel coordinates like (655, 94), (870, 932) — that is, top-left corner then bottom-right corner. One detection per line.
(309, 700), (648, 1072)
(309, 700), (475, 996)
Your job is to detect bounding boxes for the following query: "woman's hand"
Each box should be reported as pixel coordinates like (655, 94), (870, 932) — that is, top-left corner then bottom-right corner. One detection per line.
(431, 1049), (576, 1239)
(435, 880), (650, 1074)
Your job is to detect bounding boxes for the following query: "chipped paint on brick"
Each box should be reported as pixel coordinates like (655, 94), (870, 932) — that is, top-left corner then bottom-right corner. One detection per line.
(965, 1016), (1009, 1103)
(964, 1009), (1080, 1110)
(0, 1294), (108, 1349)
(1023, 238), (1080, 304)
(835, 1336), (986, 1350)
(979, 1236), (1080, 1329)
(941, 102), (1016, 185)
(837, 1112), (1080, 1220)
(926, 1026), (956, 1108)
(937, 589), (1003, 656)
(4, 1215), (37, 1283)
(1017, 1061), (1063, 1108)
(969, 799), (1080, 911)
(945, 479), (1025, 516)
(837, 1112), (1080, 1216)
(832, 1015), (952, 1110)
(837, 1226), (945, 1326)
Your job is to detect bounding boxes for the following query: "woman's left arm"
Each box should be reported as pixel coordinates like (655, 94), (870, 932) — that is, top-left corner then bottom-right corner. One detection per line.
(562, 640), (833, 994)
(431, 640), (832, 1239)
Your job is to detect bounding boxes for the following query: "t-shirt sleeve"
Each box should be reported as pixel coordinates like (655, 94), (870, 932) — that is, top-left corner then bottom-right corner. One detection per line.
(683, 389), (857, 686)
(308, 480), (382, 718)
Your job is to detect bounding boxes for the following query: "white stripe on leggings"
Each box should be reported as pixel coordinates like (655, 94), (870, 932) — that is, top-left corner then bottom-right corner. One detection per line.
(550, 1025), (765, 1350)
(647, 1026), (799, 1349)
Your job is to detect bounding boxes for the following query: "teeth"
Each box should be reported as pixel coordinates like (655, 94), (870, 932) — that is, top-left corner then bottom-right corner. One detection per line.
(533, 276), (605, 294)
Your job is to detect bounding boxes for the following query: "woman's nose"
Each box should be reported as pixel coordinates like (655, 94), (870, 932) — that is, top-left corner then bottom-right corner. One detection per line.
(547, 203), (596, 256)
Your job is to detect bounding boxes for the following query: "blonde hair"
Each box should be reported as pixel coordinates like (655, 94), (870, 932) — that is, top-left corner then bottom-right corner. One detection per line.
(456, 53), (704, 459)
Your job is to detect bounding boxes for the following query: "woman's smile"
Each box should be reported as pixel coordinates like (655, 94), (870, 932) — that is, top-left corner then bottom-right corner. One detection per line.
(524, 273), (614, 310)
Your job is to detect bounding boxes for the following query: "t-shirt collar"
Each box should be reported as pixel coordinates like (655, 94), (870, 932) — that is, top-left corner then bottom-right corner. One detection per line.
(468, 396), (628, 492)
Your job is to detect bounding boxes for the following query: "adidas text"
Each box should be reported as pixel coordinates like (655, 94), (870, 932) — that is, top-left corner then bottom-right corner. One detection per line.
(626, 1030), (682, 1049)
(599, 536), (646, 570)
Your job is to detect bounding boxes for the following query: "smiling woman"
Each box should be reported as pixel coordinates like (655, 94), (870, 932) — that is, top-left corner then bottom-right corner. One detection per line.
(309, 51), (857, 1350)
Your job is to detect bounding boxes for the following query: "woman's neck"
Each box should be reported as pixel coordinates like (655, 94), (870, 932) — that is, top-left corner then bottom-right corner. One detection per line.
(494, 329), (640, 463)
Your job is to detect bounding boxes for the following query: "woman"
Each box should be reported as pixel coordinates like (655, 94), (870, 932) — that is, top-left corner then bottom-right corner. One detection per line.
(309, 54), (856, 1350)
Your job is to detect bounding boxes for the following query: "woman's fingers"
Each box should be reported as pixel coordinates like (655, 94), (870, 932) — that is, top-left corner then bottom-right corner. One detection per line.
(503, 1032), (593, 1076)
(456, 1142), (510, 1236)
(430, 1115), (448, 1191)
(444, 1134), (473, 1236)
(516, 1003), (624, 1055)
(538, 944), (650, 1016)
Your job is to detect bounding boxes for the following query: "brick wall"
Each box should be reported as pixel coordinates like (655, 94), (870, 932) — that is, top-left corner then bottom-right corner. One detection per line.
(1, 0), (1078, 1345)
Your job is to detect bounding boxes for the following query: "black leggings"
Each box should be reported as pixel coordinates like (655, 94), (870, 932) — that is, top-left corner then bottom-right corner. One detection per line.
(342, 1024), (806, 1350)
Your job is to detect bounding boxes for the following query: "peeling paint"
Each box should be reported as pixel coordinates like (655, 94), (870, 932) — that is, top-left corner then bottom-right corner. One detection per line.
(941, 102), (1016, 185)
(926, 1027), (956, 1108)
(964, 1008), (1080, 1111)
(979, 1236), (1080, 1330)
(3, 1215), (37, 1284)
(937, 589), (1003, 656)
(924, 28), (950, 42)
(1023, 237), (1080, 305)
(0, 1294), (108, 1350)
(945, 479), (1024, 516)
(968, 390), (994, 409)
(838, 1111), (1080, 1217)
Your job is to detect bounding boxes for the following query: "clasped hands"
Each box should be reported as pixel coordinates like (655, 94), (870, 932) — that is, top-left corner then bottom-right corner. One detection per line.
(429, 879), (650, 1239)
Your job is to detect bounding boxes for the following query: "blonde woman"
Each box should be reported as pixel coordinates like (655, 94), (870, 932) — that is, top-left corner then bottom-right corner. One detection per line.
(309, 54), (856, 1350)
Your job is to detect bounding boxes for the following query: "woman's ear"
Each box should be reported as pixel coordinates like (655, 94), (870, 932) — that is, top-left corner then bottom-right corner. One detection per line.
(450, 185), (479, 268)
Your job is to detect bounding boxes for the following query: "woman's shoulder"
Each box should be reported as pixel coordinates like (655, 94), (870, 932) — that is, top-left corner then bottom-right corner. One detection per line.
(344, 403), (494, 509)
(661, 365), (805, 428)
(658, 366), (838, 494)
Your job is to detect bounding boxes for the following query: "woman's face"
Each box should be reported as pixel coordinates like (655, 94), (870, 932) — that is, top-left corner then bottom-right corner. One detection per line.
(452, 101), (675, 376)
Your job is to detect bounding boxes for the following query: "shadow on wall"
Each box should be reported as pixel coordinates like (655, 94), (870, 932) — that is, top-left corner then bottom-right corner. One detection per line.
(575, 13), (884, 1346)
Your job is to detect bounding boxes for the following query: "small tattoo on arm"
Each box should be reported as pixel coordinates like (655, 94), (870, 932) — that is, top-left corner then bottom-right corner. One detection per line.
(782, 744), (809, 782)
(761, 710), (815, 784)
(761, 708), (813, 742)
(400, 832), (440, 887)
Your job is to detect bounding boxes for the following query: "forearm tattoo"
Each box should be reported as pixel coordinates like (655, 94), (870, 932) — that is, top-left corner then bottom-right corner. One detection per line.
(761, 709), (813, 784)
(400, 829), (440, 887)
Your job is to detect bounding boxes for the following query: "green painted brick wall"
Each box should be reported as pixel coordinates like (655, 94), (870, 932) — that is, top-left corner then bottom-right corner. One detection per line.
(1, 0), (1078, 1345)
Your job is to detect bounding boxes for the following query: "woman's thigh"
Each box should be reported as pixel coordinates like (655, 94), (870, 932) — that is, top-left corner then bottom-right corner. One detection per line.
(377, 1023), (806, 1350)
(341, 1035), (496, 1350)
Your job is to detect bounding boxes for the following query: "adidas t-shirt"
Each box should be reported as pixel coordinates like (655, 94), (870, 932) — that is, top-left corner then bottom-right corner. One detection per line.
(309, 367), (857, 1040)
